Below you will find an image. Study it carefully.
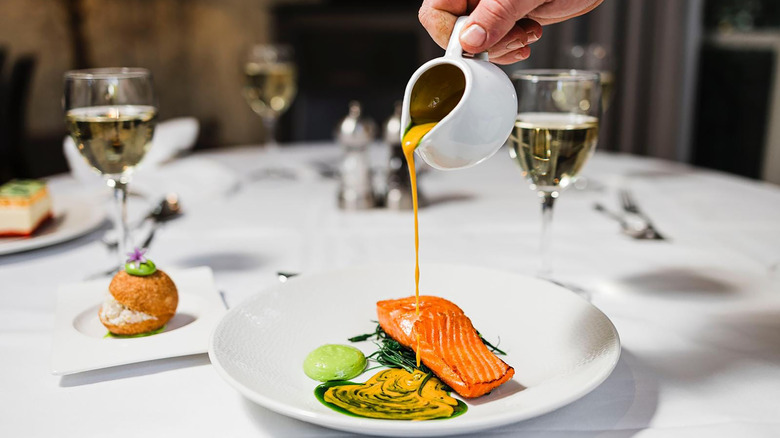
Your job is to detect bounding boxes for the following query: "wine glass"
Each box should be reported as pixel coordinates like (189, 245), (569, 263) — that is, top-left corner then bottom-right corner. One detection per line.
(63, 68), (157, 263)
(562, 44), (615, 112)
(242, 44), (297, 148)
(509, 70), (601, 278)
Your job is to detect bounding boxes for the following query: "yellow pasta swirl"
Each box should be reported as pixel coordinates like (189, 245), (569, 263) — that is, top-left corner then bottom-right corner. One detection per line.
(323, 368), (460, 420)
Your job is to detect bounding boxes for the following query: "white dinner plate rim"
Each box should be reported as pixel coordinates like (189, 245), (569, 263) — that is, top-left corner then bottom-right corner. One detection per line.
(0, 195), (106, 255)
(208, 263), (621, 436)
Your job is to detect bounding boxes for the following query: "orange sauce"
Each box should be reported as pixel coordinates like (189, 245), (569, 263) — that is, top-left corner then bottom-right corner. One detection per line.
(402, 64), (466, 368)
(401, 123), (436, 367)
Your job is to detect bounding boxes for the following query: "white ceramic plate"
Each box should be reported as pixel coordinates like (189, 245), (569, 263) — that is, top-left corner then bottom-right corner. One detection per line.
(209, 264), (621, 437)
(0, 195), (106, 255)
(52, 267), (227, 375)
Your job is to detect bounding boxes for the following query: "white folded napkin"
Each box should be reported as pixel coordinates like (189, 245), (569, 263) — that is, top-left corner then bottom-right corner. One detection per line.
(138, 117), (200, 168)
(130, 157), (240, 206)
(63, 117), (200, 184)
(63, 117), (240, 205)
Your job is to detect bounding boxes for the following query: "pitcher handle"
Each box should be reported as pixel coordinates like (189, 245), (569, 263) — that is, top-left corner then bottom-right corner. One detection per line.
(445, 16), (489, 61)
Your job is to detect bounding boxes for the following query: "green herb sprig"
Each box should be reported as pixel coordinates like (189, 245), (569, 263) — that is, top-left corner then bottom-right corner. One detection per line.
(477, 331), (506, 356)
(349, 322), (430, 374)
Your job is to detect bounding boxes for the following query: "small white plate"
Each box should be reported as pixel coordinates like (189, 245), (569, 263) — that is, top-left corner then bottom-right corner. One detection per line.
(209, 264), (621, 437)
(52, 266), (226, 375)
(0, 195), (106, 256)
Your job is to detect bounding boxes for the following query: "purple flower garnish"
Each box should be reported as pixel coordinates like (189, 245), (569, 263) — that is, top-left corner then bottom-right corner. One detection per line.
(126, 247), (148, 268)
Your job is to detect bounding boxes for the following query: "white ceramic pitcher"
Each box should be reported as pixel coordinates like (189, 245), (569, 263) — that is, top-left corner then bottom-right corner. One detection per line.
(401, 16), (517, 170)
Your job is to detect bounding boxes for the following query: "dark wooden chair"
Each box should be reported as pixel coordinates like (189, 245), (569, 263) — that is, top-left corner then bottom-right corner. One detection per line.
(0, 54), (37, 182)
(0, 47), (6, 78)
(0, 47), (9, 183)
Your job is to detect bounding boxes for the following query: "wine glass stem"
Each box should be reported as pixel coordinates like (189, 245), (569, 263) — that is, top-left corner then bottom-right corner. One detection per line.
(262, 115), (279, 151)
(538, 192), (556, 279)
(108, 178), (132, 264)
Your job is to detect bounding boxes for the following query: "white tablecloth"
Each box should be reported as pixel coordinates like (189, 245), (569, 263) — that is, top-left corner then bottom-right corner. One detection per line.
(2, 144), (779, 437)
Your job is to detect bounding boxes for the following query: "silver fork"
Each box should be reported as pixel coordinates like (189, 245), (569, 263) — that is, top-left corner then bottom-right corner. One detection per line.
(618, 190), (665, 240)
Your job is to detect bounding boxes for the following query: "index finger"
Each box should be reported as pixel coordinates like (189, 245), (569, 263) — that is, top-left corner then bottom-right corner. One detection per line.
(418, 0), (470, 49)
(461, 0), (546, 53)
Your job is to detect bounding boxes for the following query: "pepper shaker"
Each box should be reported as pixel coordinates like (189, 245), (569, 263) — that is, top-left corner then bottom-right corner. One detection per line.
(384, 102), (411, 210)
(335, 101), (376, 210)
(384, 102), (424, 210)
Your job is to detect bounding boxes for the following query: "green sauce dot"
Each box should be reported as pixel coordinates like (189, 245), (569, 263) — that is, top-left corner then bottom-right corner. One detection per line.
(125, 260), (157, 276)
(104, 325), (166, 338)
(304, 344), (367, 382)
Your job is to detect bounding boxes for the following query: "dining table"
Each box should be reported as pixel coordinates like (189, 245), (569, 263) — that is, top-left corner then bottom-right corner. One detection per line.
(1, 142), (779, 437)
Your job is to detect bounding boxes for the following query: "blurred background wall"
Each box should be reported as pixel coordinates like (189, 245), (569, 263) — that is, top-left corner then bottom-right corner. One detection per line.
(1, 0), (780, 183)
(0, 0), (308, 178)
(508, 0), (780, 184)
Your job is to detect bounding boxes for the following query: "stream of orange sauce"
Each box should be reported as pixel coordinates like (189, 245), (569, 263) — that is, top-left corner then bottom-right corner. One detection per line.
(401, 122), (437, 367)
(400, 64), (466, 368)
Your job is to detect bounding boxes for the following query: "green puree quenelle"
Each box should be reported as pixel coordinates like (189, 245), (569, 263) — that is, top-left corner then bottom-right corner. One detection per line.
(304, 344), (367, 381)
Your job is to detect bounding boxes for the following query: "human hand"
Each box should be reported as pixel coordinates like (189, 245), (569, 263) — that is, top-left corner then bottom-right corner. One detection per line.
(419, 0), (604, 64)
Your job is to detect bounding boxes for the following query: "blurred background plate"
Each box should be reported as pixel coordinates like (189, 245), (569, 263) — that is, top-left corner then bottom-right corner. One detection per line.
(0, 194), (106, 256)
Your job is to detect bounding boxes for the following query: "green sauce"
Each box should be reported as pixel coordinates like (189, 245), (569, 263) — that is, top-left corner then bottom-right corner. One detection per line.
(314, 381), (365, 418)
(303, 344), (367, 382)
(104, 325), (166, 338)
(124, 260), (156, 276)
(315, 369), (468, 420)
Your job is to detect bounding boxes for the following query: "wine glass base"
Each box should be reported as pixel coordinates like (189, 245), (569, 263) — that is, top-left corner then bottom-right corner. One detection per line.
(540, 276), (592, 301)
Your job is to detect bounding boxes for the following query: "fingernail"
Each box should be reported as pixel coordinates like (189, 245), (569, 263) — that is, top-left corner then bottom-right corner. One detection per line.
(461, 24), (487, 47)
(506, 40), (525, 50)
(526, 30), (540, 43)
(515, 51), (528, 60)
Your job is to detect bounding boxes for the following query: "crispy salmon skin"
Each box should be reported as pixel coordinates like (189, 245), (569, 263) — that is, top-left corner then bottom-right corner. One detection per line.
(376, 295), (514, 398)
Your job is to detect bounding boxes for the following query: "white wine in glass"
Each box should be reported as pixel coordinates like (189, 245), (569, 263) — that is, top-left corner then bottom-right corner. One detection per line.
(243, 63), (297, 119)
(65, 105), (157, 175)
(64, 68), (157, 264)
(510, 112), (599, 192)
(510, 70), (601, 278)
(242, 44), (297, 148)
(599, 71), (615, 113)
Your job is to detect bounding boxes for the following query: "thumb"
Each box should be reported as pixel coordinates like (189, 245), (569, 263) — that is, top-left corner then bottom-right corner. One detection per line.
(460, 0), (545, 53)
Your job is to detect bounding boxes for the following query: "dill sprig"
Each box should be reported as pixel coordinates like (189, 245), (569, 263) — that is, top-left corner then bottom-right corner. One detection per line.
(346, 322), (382, 343)
(349, 322), (430, 374)
(477, 331), (506, 355)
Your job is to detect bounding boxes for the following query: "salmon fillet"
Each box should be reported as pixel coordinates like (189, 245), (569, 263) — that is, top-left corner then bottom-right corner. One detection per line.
(376, 295), (514, 398)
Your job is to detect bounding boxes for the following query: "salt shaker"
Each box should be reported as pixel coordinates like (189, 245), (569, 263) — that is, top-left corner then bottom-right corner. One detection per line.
(335, 101), (376, 210)
(383, 102), (419, 210)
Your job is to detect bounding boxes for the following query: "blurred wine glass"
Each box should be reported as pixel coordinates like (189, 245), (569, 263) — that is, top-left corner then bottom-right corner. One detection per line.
(561, 44), (613, 191)
(242, 44), (297, 149)
(562, 44), (614, 112)
(63, 68), (157, 263)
